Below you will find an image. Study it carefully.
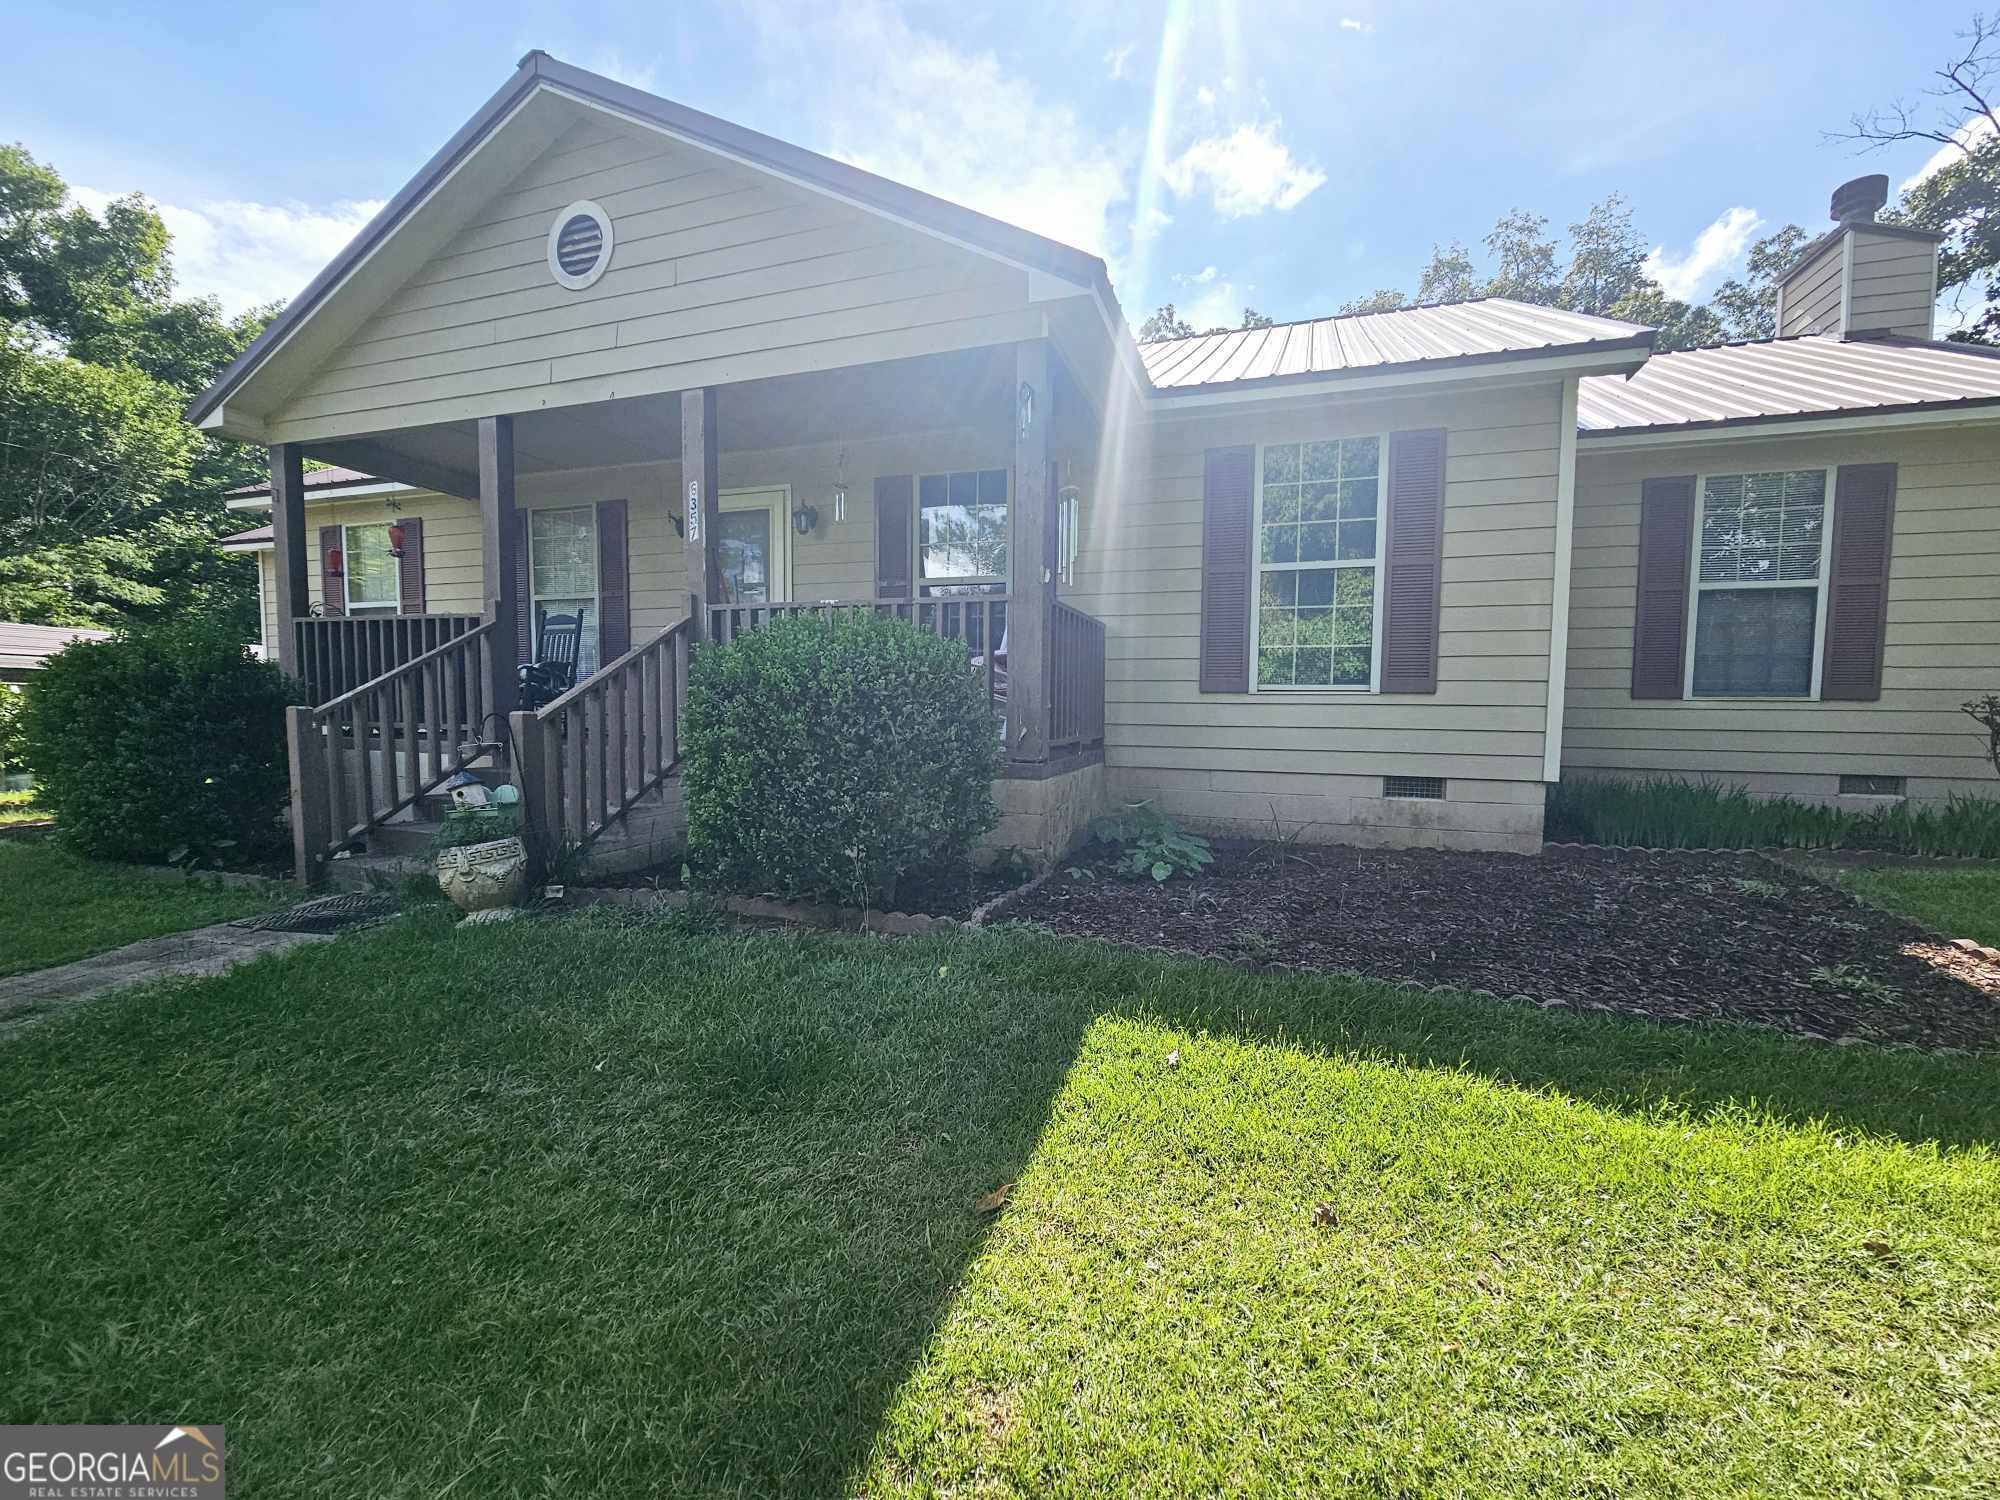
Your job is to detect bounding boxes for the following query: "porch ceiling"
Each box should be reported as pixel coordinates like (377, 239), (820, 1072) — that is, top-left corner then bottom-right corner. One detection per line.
(305, 345), (1017, 495)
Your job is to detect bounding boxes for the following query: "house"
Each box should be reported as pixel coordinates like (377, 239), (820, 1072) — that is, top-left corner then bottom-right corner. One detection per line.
(196, 53), (2000, 882)
(0, 622), (114, 685)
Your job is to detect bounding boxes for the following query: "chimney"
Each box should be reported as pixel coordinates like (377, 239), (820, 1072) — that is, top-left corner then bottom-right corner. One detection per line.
(1774, 175), (1944, 342)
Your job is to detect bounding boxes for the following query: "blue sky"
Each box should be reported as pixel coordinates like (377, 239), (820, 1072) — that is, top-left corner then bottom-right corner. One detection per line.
(6, 1), (1980, 330)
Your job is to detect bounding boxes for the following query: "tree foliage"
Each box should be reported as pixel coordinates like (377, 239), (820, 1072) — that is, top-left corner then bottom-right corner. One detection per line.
(1137, 301), (1276, 342)
(0, 143), (273, 634)
(1841, 12), (2000, 342)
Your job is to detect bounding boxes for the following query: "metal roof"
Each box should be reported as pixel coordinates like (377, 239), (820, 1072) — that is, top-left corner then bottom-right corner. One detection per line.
(1139, 298), (1653, 391)
(220, 525), (274, 549)
(0, 622), (113, 676)
(225, 464), (380, 500)
(1578, 334), (2000, 436)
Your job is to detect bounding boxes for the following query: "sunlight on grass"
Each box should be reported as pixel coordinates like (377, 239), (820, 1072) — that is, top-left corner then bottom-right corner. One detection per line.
(860, 1014), (2000, 1497)
(1834, 865), (2000, 949)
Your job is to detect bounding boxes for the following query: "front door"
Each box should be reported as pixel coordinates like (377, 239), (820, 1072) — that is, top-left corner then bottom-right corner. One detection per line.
(718, 487), (790, 604)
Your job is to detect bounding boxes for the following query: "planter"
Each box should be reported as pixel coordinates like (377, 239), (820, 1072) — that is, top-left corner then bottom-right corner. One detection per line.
(436, 835), (529, 913)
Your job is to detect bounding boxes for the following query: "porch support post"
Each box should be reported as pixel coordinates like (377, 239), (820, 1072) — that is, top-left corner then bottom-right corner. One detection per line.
(1009, 339), (1056, 764)
(479, 414), (520, 725)
(285, 704), (329, 886)
(681, 387), (721, 639)
(268, 443), (308, 678)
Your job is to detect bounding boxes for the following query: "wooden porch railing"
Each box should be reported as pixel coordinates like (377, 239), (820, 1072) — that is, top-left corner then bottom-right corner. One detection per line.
(709, 595), (1010, 720)
(285, 620), (499, 881)
(295, 613), (483, 710)
(509, 619), (692, 859)
(1050, 601), (1106, 750)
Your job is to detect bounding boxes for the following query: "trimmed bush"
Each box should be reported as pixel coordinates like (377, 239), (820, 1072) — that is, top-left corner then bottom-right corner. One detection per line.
(22, 619), (295, 865)
(0, 684), (23, 775)
(682, 613), (1002, 907)
(1546, 775), (2000, 858)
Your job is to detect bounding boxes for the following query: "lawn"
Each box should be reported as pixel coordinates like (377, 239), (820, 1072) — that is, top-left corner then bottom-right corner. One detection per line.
(0, 788), (47, 826)
(1832, 864), (2000, 949)
(0, 841), (285, 977)
(1, 912), (1995, 1496)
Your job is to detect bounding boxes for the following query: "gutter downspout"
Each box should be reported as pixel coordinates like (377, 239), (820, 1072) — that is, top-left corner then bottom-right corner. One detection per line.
(1542, 375), (1580, 783)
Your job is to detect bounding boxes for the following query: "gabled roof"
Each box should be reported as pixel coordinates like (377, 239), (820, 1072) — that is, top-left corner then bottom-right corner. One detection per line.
(1577, 334), (2000, 437)
(1138, 299), (1653, 393)
(225, 465), (380, 502)
(220, 525), (273, 550)
(189, 51), (1120, 429)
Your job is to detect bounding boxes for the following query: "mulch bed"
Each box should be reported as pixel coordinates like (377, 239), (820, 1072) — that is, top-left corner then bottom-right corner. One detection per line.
(1004, 843), (2000, 1051)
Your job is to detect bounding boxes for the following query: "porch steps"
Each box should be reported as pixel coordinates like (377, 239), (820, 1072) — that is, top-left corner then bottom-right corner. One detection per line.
(352, 771), (689, 877)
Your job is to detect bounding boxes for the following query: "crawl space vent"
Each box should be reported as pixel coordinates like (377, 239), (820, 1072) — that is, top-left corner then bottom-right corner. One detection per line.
(1383, 775), (1446, 801)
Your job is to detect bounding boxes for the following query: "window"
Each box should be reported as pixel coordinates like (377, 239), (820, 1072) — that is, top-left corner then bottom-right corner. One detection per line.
(1690, 469), (1830, 697)
(529, 506), (599, 677)
(1839, 774), (1906, 797)
(918, 469), (1008, 593)
(1254, 436), (1382, 690)
(343, 524), (398, 612)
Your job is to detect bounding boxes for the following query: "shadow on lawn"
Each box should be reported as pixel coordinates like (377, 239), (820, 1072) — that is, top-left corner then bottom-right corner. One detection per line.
(0, 912), (1993, 1498)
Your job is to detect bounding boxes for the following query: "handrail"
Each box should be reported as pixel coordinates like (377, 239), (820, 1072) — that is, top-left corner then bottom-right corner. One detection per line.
(285, 618), (500, 882)
(295, 613), (481, 709)
(512, 619), (691, 858)
(314, 619), (497, 716)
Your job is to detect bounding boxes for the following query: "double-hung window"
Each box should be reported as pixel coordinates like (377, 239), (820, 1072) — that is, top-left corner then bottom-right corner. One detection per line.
(1254, 436), (1382, 690)
(528, 506), (600, 677)
(342, 523), (398, 613)
(917, 469), (1009, 594)
(1689, 469), (1831, 697)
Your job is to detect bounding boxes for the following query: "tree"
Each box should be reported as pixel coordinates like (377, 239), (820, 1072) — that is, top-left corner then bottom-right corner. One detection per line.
(1137, 303), (1196, 342)
(1240, 307), (1275, 329)
(1557, 195), (1650, 316)
(1415, 242), (1479, 304)
(1484, 209), (1560, 303)
(1337, 289), (1407, 316)
(1836, 12), (2000, 342)
(0, 144), (271, 635)
(1710, 225), (1812, 340)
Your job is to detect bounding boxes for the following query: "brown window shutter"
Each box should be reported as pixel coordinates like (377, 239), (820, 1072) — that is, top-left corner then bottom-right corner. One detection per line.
(1199, 445), (1254, 692)
(1381, 428), (1447, 694)
(318, 525), (345, 617)
(1821, 463), (1897, 701)
(515, 512), (533, 665)
(875, 475), (913, 597)
(1631, 476), (1696, 699)
(596, 498), (630, 663)
(396, 516), (425, 614)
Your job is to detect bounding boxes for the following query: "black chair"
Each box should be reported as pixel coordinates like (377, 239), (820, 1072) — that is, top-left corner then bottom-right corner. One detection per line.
(518, 607), (587, 711)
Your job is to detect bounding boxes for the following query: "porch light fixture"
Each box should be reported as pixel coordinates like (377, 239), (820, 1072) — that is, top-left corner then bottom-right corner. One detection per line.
(547, 200), (613, 290)
(792, 502), (820, 536)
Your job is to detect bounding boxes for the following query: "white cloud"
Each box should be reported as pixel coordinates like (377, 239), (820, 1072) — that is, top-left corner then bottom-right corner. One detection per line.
(1644, 205), (1762, 302)
(1162, 120), (1325, 218)
(1900, 114), (1999, 193)
(1188, 264), (1219, 284)
(73, 186), (383, 315)
(743, 1), (1131, 273)
(1177, 271), (1245, 332)
(1339, 17), (1371, 32)
(1195, 85), (1218, 108)
(1104, 43), (1135, 81)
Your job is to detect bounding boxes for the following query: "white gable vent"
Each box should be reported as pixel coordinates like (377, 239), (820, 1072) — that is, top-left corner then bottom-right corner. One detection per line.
(548, 201), (613, 290)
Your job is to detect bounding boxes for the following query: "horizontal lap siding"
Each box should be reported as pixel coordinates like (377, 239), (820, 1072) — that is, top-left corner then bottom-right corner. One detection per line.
(265, 119), (1041, 444)
(1063, 381), (1567, 851)
(1563, 425), (2000, 803)
(1847, 230), (1937, 340)
(1780, 240), (1846, 336)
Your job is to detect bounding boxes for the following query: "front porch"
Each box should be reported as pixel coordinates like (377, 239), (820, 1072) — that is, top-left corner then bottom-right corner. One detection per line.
(267, 342), (1109, 883)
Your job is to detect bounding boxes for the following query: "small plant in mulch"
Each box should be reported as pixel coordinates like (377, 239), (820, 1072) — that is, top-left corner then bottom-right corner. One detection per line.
(1089, 804), (1214, 882)
(1808, 964), (1902, 1004)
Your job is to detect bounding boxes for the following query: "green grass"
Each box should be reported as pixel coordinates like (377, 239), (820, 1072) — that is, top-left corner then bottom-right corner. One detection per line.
(0, 841), (286, 977)
(1547, 776), (2000, 857)
(1832, 864), (2000, 948)
(0, 915), (1995, 1497)
(0, 788), (47, 826)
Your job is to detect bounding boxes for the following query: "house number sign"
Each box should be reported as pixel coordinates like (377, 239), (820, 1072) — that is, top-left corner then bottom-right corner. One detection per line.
(686, 480), (701, 543)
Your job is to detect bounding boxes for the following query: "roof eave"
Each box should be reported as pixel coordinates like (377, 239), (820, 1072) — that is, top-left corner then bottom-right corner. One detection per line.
(1147, 333), (1655, 405)
(1578, 393), (2000, 446)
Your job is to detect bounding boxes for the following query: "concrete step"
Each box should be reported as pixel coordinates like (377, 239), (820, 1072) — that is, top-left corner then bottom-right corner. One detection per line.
(367, 820), (440, 857)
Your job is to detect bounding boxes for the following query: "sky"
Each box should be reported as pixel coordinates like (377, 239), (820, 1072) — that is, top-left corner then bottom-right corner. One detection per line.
(5, 1), (1986, 332)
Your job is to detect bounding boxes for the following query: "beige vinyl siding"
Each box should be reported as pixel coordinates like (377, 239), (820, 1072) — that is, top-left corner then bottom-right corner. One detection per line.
(263, 118), (1048, 444)
(1846, 228), (1937, 340)
(1562, 423), (2000, 803)
(1779, 238), (1847, 337)
(1060, 380), (1569, 853)
(256, 550), (279, 658)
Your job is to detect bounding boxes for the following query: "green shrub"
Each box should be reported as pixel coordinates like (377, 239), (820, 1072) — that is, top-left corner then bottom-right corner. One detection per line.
(1546, 776), (2000, 858)
(21, 619), (295, 865)
(1090, 803), (1215, 881)
(433, 803), (523, 852)
(682, 613), (1002, 907)
(0, 684), (23, 774)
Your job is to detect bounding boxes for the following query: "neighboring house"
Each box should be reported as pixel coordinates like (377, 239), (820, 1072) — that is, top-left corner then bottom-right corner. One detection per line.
(0, 622), (113, 684)
(197, 53), (2000, 881)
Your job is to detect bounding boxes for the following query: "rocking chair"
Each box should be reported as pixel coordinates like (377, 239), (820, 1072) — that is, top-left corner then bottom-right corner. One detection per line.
(518, 606), (587, 711)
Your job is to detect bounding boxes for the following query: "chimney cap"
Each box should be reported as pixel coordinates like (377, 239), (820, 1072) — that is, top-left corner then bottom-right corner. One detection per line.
(1831, 174), (1890, 225)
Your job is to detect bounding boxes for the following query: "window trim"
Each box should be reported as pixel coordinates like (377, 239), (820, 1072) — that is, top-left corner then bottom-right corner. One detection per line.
(1248, 433), (1388, 695)
(914, 467), (1011, 595)
(526, 504), (601, 671)
(1682, 465), (1836, 701)
(717, 485), (793, 604)
(341, 522), (399, 614)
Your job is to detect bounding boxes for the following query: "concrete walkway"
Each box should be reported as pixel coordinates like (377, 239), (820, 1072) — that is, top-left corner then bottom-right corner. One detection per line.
(0, 922), (333, 1039)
